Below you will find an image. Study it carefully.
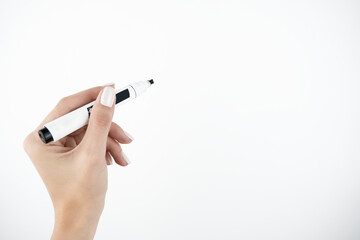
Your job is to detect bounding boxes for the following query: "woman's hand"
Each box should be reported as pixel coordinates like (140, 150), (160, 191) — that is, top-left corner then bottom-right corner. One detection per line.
(23, 84), (133, 240)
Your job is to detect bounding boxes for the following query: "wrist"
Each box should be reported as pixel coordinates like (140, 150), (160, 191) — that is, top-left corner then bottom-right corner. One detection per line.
(51, 199), (104, 240)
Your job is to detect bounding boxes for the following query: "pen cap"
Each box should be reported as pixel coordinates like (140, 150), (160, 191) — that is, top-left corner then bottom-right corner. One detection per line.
(131, 80), (152, 97)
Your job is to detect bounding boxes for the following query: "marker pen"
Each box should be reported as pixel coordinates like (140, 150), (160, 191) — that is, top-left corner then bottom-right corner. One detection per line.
(38, 79), (154, 144)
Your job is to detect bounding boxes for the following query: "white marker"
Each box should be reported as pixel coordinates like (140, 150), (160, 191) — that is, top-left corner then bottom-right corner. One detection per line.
(38, 79), (154, 144)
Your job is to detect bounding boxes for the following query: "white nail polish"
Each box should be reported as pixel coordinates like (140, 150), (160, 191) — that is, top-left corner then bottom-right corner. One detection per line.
(102, 82), (115, 86)
(122, 152), (131, 165)
(100, 87), (115, 107)
(106, 153), (113, 165)
(124, 131), (135, 141)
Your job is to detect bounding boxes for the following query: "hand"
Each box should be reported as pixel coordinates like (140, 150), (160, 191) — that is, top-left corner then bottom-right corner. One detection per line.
(23, 84), (133, 240)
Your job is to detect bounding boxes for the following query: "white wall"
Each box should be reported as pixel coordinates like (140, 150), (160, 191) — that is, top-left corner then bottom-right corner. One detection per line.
(1, 0), (360, 239)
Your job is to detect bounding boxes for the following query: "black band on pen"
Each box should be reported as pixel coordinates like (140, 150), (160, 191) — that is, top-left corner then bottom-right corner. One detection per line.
(116, 89), (130, 104)
(38, 127), (54, 144)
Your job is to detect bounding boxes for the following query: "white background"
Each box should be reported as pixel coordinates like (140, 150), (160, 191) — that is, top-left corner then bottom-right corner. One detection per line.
(1, 0), (360, 239)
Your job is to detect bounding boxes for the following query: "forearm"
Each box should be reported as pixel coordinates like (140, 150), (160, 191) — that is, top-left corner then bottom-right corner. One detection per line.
(51, 200), (104, 240)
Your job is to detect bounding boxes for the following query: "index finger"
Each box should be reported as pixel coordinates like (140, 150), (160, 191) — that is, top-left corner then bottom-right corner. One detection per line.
(37, 84), (114, 130)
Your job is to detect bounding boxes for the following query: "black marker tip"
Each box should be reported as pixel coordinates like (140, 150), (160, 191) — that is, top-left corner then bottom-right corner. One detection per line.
(149, 79), (154, 85)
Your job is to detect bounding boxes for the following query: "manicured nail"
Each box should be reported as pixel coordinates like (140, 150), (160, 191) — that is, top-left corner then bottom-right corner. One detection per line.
(122, 151), (131, 165)
(106, 152), (113, 165)
(100, 87), (115, 107)
(124, 131), (134, 141)
(102, 82), (115, 86)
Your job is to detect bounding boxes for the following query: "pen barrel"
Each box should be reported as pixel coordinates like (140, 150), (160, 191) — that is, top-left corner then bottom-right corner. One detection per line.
(44, 103), (92, 142)
(39, 80), (153, 144)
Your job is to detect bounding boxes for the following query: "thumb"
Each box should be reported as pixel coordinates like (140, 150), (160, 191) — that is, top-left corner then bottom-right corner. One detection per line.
(81, 86), (116, 156)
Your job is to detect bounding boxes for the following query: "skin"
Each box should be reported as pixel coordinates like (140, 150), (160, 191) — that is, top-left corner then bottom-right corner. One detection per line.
(23, 84), (132, 240)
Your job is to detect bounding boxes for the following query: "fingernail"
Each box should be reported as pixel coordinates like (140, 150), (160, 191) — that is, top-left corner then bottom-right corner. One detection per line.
(124, 131), (134, 141)
(122, 151), (131, 165)
(100, 87), (115, 107)
(106, 152), (113, 165)
(102, 82), (115, 86)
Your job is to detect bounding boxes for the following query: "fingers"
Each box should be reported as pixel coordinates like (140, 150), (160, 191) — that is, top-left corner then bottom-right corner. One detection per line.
(106, 137), (130, 166)
(71, 122), (134, 146)
(109, 122), (134, 144)
(38, 84), (114, 129)
(105, 152), (113, 165)
(80, 87), (116, 157)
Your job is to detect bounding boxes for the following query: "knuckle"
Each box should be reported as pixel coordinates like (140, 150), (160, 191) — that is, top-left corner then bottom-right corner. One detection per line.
(58, 96), (69, 105)
(23, 132), (37, 156)
(57, 96), (70, 108)
(23, 134), (30, 152)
